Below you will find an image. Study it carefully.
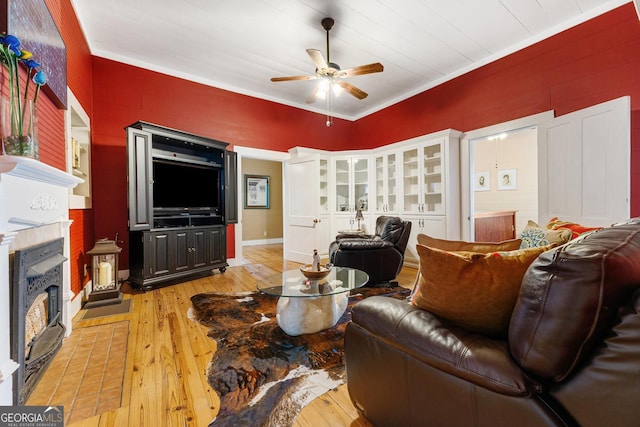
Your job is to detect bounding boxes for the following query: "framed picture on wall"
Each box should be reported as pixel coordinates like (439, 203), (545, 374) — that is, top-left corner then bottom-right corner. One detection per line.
(1, 0), (68, 109)
(474, 171), (490, 191)
(244, 174), (270, 208)
(498, 169), (517, 190)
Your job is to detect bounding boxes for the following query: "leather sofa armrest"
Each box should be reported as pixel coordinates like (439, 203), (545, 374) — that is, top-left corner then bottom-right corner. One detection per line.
(350, 296), (543, 396)
(337, 239), (394, 250)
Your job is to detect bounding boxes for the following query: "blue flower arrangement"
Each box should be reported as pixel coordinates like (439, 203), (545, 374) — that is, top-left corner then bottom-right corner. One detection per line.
(0, 33), (47, 156)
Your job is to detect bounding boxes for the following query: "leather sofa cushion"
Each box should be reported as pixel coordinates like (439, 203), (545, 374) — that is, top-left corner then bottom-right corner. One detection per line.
(351, 295), (544, 396)
(510, 218), (640, 382)
(412, 244), (550, 336)
(417, 234), (522, 252)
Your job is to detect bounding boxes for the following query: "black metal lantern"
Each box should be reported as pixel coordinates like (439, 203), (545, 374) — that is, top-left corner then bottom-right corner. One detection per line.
(85, 238), (122, 308)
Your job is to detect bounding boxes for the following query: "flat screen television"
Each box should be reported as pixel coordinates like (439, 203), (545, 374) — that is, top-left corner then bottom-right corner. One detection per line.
(152, 158), (222, 215)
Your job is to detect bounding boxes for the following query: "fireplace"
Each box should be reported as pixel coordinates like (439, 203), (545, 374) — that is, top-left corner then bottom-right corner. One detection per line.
(0, 156), (82, 405)
(11, 238), (67, 404)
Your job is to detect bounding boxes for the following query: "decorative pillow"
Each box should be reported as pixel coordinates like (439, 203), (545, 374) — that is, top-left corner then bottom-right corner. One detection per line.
(411, 244), (551, 337)
(417, 234), (522, 252)
(410, 234), (523, 300)
(545, 217), (603, 239)
(519, 220), (572, 249)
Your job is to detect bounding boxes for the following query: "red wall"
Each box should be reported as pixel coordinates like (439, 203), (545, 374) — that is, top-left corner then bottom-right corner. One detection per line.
(354, 3), (640, 215)
(41, 0), (95, 294)
(38, 2), (640, 279)
(90, 59), (358, 266)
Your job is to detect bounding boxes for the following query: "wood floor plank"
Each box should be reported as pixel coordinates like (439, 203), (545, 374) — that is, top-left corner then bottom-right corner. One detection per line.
(63, 243), (418, 426)
(154, 286), (187, 425)
(126, 290), (159, 426)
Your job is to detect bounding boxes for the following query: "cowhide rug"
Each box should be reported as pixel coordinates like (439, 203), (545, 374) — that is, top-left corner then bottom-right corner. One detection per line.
(189, 285), (410, 427)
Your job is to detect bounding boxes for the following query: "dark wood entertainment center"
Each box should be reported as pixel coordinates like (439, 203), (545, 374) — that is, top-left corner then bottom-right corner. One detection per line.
(126, 121), (237, 289)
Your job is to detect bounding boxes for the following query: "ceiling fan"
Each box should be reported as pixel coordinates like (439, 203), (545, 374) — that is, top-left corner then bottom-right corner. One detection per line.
(270, 17), (384, 104)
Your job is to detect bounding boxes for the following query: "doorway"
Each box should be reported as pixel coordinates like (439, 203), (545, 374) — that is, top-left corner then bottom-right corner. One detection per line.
(460, 111), (554, 241)
(471, 126), (538, 239)
(232, 147), (289, 265)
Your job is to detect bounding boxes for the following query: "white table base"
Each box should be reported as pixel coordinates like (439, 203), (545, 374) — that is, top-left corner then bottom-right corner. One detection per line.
(276, 292), (349, 336)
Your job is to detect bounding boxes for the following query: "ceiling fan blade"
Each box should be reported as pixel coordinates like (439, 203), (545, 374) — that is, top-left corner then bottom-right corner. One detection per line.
(335, 80), (368, 100)
(271, 75), (318, 82)
(338, 62), (384, 77)
(305, 87), (320, 104)
(306, 48), (328, 70)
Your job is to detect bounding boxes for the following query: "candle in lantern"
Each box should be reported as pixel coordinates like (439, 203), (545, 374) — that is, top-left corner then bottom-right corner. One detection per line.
(98, 261), (112, 287)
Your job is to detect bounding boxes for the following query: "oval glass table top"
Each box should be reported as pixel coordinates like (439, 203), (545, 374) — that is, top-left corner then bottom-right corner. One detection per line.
(257, 267), (369, 298)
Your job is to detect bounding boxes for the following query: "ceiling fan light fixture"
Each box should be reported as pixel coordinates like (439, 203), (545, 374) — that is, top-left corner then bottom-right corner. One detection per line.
(332, 82), (343, 96)
(317, 79), (330, 99)
(270, 16), (384, 126)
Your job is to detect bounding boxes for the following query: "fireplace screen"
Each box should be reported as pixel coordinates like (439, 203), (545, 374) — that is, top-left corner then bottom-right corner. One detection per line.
(11, 238), (67, 405)
(24, 293), (48, 357)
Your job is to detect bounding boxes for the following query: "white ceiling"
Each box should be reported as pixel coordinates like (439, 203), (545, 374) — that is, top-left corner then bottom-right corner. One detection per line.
(70, 0), (632, 121)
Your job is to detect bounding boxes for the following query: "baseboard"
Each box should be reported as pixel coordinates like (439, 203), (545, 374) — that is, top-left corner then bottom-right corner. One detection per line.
(242, 238), (283, 246)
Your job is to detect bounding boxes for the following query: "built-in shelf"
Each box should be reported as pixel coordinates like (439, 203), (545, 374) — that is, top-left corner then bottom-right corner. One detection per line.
(66, 88), (92, 209)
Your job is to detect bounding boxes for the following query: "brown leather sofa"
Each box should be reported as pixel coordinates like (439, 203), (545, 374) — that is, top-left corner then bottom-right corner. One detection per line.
(345, 218), (640, 426)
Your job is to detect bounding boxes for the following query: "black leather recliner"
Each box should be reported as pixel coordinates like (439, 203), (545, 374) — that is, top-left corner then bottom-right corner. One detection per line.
(328, 216), (411, 286)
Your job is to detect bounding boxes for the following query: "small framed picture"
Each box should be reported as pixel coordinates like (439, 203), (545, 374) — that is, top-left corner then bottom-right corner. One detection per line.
(498, 169), (517, 191)
(244, 174), (270, 208)
(474, 171), (490, 191)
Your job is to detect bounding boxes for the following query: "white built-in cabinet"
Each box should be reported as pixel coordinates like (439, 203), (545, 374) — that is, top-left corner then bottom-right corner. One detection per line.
(283, 149), (332, 263)
(285, 129), (462, 266)
(399, 130), (462, 267)
(332, 155), (371, 234)
(333, 156), (369, 213)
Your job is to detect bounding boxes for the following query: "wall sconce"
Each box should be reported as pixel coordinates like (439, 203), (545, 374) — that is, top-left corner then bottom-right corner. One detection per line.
(85, 238), (122, 308)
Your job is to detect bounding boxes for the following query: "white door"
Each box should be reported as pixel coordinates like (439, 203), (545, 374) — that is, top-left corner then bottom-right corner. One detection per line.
(538, 96), (630, 227)
(284, 156), (329, 263)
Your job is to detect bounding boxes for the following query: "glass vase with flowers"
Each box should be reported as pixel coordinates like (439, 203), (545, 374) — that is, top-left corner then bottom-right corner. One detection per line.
(0, 33), (47, 157)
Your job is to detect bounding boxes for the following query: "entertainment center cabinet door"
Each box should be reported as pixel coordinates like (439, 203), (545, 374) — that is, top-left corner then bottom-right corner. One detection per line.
(206, 226), (227, 268)
(127, 127), (153, 231)
(174, 229), (208, 271)
(225, 150), (238, 224)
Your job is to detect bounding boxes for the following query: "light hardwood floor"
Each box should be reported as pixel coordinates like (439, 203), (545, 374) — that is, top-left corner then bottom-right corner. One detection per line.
(64, 244), (418, 426)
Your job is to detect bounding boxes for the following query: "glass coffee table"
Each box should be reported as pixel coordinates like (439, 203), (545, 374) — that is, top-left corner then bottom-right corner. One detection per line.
(257, 267), (369, 336)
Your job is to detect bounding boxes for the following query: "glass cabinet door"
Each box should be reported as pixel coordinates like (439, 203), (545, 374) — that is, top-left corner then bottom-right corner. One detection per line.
(403, 148), (420, 213)
(319, 158), (328, 213)
(353, 157), (369, 212)
(386, 153), (397, 212)
(375, 155), (385, 212)
(335, 158), (350, 212)
(375, 152), (397, 213)
(334, 157), (369, 213)
(422, 143), (443, 214)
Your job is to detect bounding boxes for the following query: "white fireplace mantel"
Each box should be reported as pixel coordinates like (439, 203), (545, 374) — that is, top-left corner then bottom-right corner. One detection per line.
(0, 155), (82, 405)
(0, 155), (83, 188)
